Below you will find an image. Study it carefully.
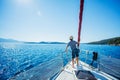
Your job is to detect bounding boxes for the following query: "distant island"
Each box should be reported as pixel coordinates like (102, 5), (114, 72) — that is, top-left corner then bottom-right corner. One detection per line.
(88, 37), (120, 46)
(1, 37), (120, 45)
(0, 38), (19, 42)
(0, 38), (66, 44)
(24, 41), (66, 44)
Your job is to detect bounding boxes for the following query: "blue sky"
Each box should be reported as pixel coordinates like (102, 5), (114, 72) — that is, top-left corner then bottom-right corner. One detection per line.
(0, 0), (120, 43)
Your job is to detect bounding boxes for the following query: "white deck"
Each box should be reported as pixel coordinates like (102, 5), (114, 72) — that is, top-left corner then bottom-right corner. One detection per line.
(9, 60), (118, 80)
(55, 61), (118, 80)
(55, 62), (78, 80)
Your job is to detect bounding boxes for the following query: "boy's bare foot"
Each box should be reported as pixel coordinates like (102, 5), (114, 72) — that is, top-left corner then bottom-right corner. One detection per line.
(72, 65), (74, 68)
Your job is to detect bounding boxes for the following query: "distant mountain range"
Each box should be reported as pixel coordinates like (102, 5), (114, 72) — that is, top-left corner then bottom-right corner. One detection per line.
(0, 38), (66, 44)
(24, 41), (66, 44)
(88, 37), (120, 46)
(0, 38), (19, 42)
(0, 37), (120, 45)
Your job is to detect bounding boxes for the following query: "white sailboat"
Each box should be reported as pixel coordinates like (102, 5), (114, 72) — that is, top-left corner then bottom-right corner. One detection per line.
(52, 60), (118, 80)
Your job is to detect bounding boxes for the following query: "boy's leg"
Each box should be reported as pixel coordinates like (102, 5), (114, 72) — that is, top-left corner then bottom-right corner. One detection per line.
(76, 51), (79, 66)
(72, 59), (74, 68)
(76, 57), (79, 66)
(72, 51), (75, 68)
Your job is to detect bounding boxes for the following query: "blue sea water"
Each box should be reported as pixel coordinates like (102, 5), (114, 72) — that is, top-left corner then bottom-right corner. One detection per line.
(0, 43), (120, 80)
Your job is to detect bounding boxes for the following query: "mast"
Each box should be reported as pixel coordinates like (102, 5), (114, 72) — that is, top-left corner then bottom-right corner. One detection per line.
(78, 0), (84, 46)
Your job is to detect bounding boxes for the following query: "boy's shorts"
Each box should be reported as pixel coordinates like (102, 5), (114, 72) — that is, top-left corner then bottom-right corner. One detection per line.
(72, 48), (79, 59)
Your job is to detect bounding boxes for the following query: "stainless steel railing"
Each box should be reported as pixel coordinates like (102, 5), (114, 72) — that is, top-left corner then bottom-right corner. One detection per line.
(79, 49), (120, 79)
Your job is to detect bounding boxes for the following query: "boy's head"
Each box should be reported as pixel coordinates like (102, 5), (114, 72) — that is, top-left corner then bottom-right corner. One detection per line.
(69, 36), (73, 41)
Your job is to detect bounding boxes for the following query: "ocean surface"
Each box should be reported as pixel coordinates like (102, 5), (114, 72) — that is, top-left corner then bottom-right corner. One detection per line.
(0, 43), (120, 80)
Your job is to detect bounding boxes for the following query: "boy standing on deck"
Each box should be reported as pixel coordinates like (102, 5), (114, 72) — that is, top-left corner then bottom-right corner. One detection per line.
(65, 36), (80, 68)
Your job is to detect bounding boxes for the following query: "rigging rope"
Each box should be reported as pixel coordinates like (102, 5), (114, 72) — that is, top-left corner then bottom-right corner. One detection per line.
(78, 0), (84, 46)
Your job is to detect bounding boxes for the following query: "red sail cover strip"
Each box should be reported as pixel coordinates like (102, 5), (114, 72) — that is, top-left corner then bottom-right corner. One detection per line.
(78, 0), (84, 46)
